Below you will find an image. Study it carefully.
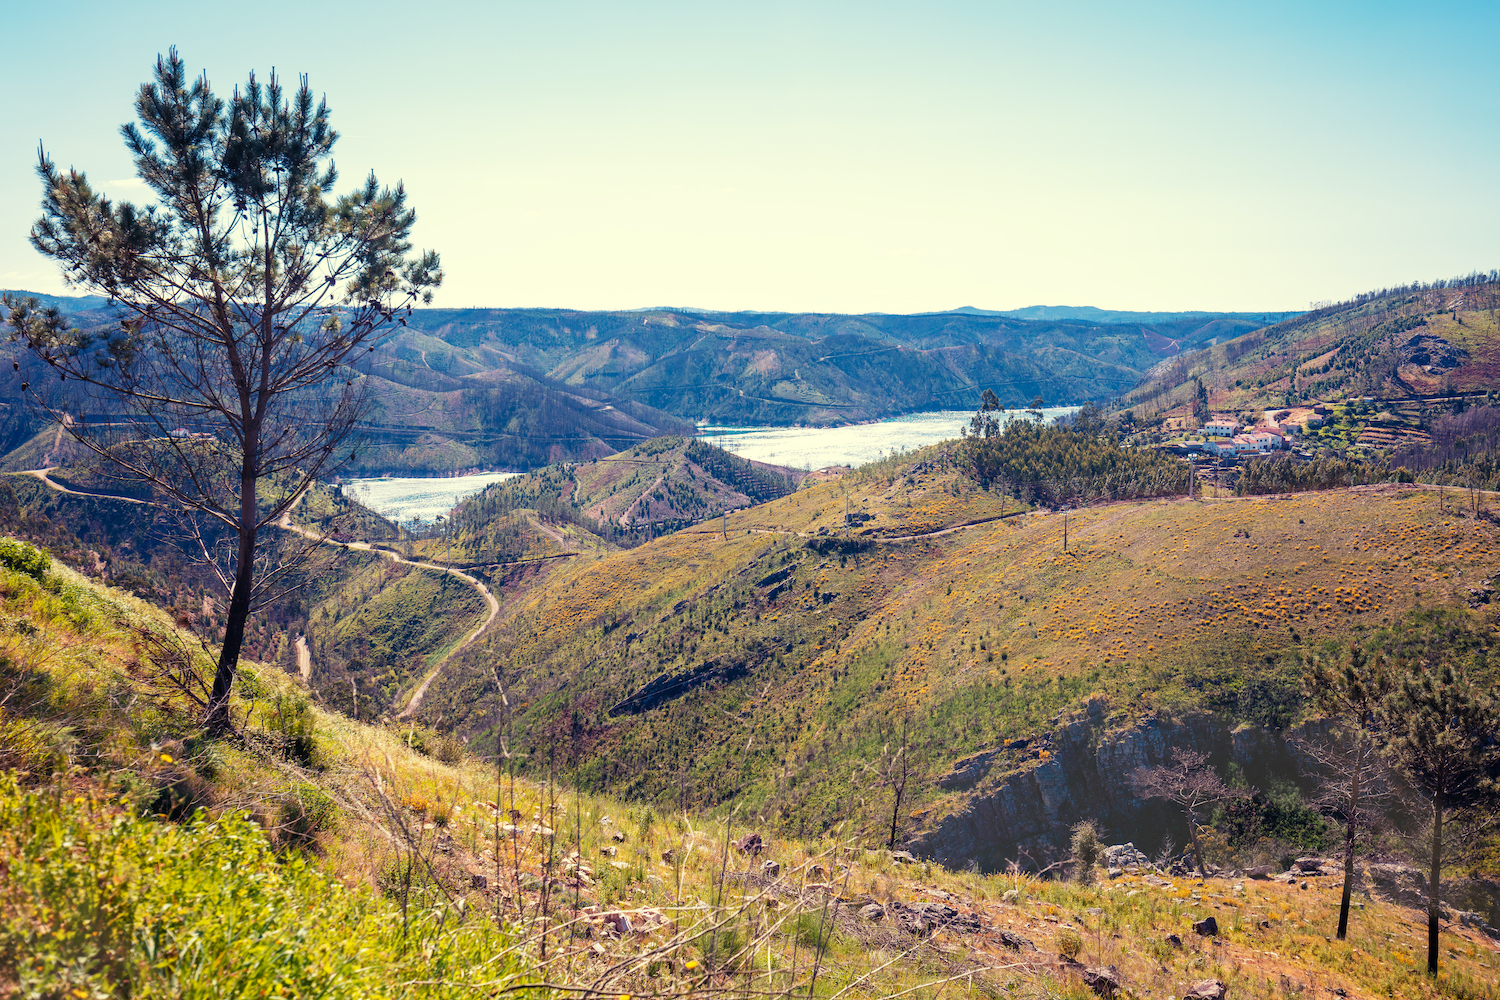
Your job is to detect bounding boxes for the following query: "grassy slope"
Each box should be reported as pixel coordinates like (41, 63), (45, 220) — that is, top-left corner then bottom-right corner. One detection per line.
(419, 445), (1500, 843)
(0, 470), (487, 723)
(4, 545), (1495, 1000)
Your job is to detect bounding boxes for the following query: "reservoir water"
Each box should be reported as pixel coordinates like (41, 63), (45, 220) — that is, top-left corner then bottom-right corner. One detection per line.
(343, 406), (1077, 522)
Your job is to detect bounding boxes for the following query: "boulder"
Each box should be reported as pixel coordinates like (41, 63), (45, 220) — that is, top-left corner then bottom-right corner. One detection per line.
(1001, 889), (1021, 904)
(734, 832), (764, 856)
(859, 903), (885, 922)
(1164, 933), (1182, 949)
(761, 860), (781, 879)
(890, 850), (917, 864)
(660, 848), (676, 864)
(1102, 843), (1151, 869)
(1082, 966), (1123, 999)
(1184, 979), (1227, 1000)
(998, 930), (1037, 951)
(470, 873), (488, 889)
(1244, 865), (1275, 879)
(611, 829), (627, 843)
(1192, 916), (1219, 937)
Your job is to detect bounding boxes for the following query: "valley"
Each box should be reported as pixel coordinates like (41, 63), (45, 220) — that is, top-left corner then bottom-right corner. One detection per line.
(4, 286), (1500, 1000)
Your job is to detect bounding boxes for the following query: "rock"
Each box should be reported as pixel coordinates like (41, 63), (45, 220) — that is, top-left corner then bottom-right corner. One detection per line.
(470, 873), (488, 889)
(1006, 738), (1030, 750)
(761, 860), (781, 878)
(660, 848), (676, 864)
(809, 865), (826, 880)
(859, 903), (885, 922)
(600, 845), (618, 858)
(1457, 911), (1500, 939)
(600, 910), (633, 936)
(1184, 980), (1227, 1000)
(1082, 966), (1123, 999)
(890, 850), (917, 864)
(937, 748), (1003, 790)
(1295, 857), (1326, 874)
(886, 899), (982, 937)
(611, 829), (627, 843)
(1102, 843), (1151, 869)
(1001, 889), (1021, 904)
(1165, 933), (1182, 949)
(734, 832), (764, 856)
(998, 930), (1037, 951)
(1244, 865), (1275, 879)
(1107, 867), (1124, 879)
(1192, 916), (1219, 937)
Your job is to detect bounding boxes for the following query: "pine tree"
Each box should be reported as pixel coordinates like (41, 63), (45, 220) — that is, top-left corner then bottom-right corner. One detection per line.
(1303, 645), (1395, 940)
(5, 50), (440, 731)
(1379, 660), (1499, 975)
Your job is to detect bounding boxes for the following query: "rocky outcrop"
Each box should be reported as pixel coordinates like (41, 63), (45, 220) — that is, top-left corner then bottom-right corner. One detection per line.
(908, 701), (1330, 873)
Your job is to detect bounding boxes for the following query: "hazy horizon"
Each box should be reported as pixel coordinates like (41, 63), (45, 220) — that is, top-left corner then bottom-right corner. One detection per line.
(4, 1), (1497, 315)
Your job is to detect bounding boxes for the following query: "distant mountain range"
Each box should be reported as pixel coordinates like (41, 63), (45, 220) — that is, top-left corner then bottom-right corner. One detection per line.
(1, 292), (1296, 475)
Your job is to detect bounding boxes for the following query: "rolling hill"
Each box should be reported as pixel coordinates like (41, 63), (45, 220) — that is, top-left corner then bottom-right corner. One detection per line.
(2, 293), (1293, 476)
(405, 440), (1500, 868)
(1118, 272), (1500, 429)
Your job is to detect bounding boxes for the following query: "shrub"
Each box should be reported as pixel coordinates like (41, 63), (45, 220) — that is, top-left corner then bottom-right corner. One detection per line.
(1057, 927), (1084, 959)
(1071, 820), (1101, 885)
(0, 775), (527, 996)
(263, 694), (320, 767)
(278, 781), (337, 847)
(0, 537), (49, 581)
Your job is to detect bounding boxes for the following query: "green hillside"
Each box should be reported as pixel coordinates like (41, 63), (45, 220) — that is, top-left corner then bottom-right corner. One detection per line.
(412, 436), (1500, 856)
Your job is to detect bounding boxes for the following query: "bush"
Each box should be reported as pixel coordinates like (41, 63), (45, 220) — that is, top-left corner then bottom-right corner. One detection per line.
(1071, 821), (1101, 885)
(0, 774), (528, 996)
(1057, 927), (1084, 960)
(278, 781), (337, 847)
(262, 694), (321, 767)
(0, 537), (49, 581)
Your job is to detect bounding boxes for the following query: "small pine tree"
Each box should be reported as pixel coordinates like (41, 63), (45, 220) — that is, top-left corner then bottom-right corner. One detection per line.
(1379, 660), (1499, 976)
(1071, 820), (1101, 885)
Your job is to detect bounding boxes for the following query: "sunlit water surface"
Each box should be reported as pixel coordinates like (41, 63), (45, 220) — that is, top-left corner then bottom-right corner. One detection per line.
(341, 407), (1078, 522)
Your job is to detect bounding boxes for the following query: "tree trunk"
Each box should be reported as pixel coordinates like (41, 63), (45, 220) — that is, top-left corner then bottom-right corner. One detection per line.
(1187, 808), (1206, 874)
(1337, 740), (1362, 940)
(1427, 794), (1443, 976)
(204, 525), (257, 733)
(888, 780), (904, 850)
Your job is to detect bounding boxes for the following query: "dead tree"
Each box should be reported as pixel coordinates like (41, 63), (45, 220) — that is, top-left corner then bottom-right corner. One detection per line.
(1130, 747), (1236, 875)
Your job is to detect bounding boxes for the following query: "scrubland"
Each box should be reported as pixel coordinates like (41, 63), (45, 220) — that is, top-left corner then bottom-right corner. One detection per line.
(2, 543), (1496, 998)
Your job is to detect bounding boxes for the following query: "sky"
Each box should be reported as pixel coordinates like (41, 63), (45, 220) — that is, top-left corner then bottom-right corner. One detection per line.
(2, 0), (1497, 314)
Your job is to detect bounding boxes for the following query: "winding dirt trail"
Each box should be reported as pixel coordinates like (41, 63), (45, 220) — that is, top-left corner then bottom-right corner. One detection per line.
(21, 469), (501, 719)
(274, 514), (501, 718)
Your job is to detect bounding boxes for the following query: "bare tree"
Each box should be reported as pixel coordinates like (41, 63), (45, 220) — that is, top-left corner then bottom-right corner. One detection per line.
(4, 50), (440, 731)
(1130, 747), (1236, 875)
(882, 716), (920, 850)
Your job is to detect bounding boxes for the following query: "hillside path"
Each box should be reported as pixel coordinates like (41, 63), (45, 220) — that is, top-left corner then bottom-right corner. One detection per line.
(275, 513), (500, 718)
(18, 469), (499, 719)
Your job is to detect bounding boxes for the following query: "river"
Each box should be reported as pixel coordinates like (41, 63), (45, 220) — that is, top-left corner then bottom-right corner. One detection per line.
(343, 407), (1078, 522)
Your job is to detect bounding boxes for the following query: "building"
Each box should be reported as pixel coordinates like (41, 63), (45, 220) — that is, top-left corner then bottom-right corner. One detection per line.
(1203, 420), (1239, 438)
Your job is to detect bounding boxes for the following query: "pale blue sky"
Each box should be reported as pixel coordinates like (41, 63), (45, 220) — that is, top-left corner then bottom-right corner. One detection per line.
(3, 1), (1496, 313)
